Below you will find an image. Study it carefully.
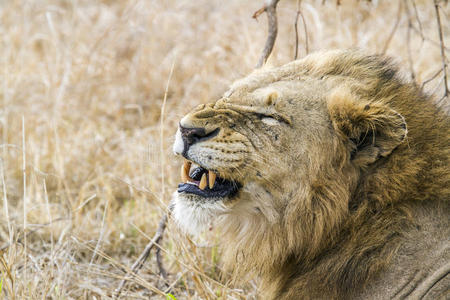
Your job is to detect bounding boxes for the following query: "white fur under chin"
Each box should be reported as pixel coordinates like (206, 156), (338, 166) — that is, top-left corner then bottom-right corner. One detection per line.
(171, 192), (229, 236)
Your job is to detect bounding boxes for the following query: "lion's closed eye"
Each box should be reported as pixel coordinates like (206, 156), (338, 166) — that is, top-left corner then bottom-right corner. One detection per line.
(255, 113), (286, 126)
(261, 116), (280, 126)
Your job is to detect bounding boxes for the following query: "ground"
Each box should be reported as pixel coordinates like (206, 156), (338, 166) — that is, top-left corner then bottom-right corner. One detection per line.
(0, 0), (448, 299)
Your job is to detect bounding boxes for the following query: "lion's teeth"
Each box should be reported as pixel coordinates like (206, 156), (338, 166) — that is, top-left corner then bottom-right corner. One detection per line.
(181, 160), (192, 183)
(199, 173), (207, 190)
(208, 170), (216, 189)
(181, 165), (188, 183)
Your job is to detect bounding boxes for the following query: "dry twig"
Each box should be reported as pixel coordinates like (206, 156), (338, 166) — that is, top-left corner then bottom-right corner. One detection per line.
(322, 0), (341, 5)
(404, 0), (416, 81)
(114, 214), (168, 298)
(294, 0), (308, 60)
(156, 242), (168, 280)
(421, 69), (443, 90)
(410, 0), (424, 40)
(382, 1), (403, 54)
(254, 0), (281, 68)
(433, 0), (449, 101)
(410, 24), (450, 53)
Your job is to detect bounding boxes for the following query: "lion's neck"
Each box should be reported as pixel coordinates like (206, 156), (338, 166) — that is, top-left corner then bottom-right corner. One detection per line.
(271, 209), (409, 299)
(220, 190), (414, 299)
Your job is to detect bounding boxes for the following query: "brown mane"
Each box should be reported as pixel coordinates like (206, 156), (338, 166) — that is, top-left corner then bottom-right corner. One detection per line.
(214, 52), (449, 299)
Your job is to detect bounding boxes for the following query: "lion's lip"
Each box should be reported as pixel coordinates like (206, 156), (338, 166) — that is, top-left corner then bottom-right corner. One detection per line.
(177, 180), (240, 198)
(178, 160), (241, 198)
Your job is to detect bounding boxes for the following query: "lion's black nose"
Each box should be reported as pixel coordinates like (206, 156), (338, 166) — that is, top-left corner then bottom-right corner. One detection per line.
(180, 125), (220, 151)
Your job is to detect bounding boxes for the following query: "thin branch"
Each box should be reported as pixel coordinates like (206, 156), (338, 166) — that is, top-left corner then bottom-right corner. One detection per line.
(410, 24), (450, 53)
(410, 0), (424, 40)
(430, 74), (445, 96)
(382, 1), (403, 54)
(421, 68), (443, 90)
(156, 243), (168, 280)
(294, 0), (308, 60)
(434, 0), (449, 100)
(252, 6), (266, 19)
(254, 0), (281, 68)
(294, 3), (300, 60)
(404, 0), (416, 81)
(114, 214), (168, 298)
(299, 8), (308, 56)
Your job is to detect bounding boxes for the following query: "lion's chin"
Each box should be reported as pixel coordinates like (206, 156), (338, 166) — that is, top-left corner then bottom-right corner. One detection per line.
(171, 192), (229, 236)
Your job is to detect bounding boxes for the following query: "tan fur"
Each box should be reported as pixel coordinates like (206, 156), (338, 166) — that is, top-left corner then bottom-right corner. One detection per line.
(172, 50), (450, 299)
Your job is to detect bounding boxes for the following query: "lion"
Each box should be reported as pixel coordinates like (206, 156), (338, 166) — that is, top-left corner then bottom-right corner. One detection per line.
(171, 50), (450, 299)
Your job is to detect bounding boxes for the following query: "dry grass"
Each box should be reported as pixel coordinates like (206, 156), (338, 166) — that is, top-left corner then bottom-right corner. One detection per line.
(0, 0), (448, 299)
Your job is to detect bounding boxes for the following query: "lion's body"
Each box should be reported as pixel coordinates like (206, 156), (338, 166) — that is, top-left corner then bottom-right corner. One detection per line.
(172, 50), (450, 299)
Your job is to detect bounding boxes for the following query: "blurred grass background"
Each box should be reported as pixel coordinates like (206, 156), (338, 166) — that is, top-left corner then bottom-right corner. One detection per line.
(0, 0), (448, 298)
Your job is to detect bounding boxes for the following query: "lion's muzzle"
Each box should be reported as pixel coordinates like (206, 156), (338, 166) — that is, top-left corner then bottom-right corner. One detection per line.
(178, 125), (220, 157)
(173, 111), (244, 201)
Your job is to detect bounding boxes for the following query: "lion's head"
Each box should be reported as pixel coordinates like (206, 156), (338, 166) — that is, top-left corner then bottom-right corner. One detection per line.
(171, 50), (448, 298)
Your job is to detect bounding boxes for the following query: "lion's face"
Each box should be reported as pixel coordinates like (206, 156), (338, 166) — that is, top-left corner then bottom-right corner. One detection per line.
(172, 74), (340, 235)
(172, 51), (408, 243)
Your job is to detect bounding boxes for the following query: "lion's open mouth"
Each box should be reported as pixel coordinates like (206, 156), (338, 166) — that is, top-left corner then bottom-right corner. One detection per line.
(178, 160), (240, 198)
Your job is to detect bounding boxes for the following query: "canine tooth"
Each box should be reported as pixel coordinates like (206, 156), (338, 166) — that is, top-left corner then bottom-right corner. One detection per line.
(181, 160), (191, 182)
(181, 165), (188, 183)
(199, 173), (207, 190)
(208, 170), (216, 189)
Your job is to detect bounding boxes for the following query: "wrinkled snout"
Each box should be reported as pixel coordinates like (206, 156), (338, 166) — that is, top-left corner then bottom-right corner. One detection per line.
(173, 123), (219, 157)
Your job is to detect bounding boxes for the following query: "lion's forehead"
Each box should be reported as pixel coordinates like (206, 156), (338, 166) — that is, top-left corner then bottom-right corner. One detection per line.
(179, 83), (331, 136)
(218, 80), (327, 112)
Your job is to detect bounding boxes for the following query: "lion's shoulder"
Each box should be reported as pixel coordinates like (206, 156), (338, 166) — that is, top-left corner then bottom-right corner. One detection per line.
(355, 201), (450, 300)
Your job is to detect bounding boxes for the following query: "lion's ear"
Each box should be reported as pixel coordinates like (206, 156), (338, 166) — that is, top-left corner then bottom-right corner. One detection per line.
(328, 89), (407, 166)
